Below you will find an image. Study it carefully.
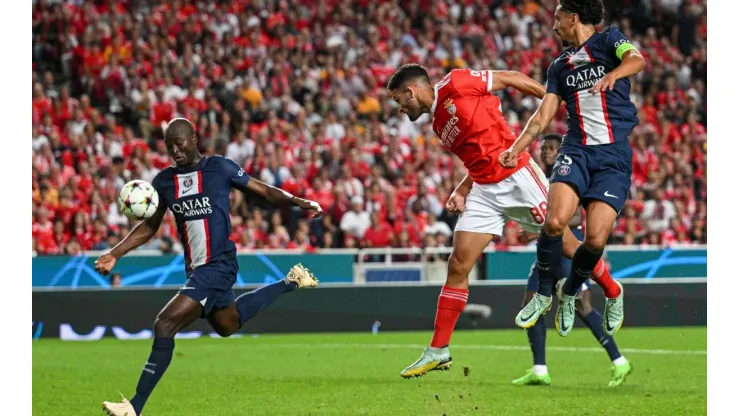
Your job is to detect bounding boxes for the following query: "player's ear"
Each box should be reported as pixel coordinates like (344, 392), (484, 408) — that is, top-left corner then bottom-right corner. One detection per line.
(405, 86), (416, 100)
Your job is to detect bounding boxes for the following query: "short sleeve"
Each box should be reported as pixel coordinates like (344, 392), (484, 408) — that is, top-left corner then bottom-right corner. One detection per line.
(450, 69), (495, 96)
(220, 156), (251, 192)
(545, 61), (561, 98)
(606, 26), (638, 60)
(151, 171), (169, 207)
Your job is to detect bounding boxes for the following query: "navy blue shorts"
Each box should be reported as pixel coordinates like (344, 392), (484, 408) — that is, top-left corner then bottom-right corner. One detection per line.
(550, 141), (633, 214)
(178, 258), (238, 318)
(526, 227), (590, 293)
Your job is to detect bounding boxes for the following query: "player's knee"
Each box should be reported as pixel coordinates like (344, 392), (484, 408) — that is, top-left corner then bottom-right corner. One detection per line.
(543, 216), (568, 237)
(447, 252), (472, 284)
(584, 230), (609, 252)
(153, 314), (180, 338)
(212, 325), (236, 338)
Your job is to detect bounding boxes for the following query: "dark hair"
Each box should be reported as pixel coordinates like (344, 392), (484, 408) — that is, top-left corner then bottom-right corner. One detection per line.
(164, 118), (196, 140)
(542, 133), (563, 143)
(386, 64), (431, 91)
(559, 0), (604, 26)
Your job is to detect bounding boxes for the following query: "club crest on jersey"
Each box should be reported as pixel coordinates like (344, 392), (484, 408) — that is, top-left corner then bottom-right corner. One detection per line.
(567, 47), (595, 69)
(444, 98), (456, 115)
(184, 177), (193, 188)
(558, 165), (571, 176)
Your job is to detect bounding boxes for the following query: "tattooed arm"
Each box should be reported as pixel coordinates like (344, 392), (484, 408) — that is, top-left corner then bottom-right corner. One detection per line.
(499, 93), (562, 168)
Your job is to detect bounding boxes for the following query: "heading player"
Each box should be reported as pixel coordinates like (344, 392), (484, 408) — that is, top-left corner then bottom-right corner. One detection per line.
(97, 118), (323, 416)
(501, 0), (645, 337)
(387, 64), (623, 379)
(512, 134), (632, 387)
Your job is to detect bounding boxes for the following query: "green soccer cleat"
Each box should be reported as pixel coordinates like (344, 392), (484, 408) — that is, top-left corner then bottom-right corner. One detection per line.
(608, 359), (633, 388)
(603, 281), (625, 336)
(399, 347), (452, 379)
(515, 293), (552, 329)
(512, 370), (552, 386)
(554, 279), (576, 337)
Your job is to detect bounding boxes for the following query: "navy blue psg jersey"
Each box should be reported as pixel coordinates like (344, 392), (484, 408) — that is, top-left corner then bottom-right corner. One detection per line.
(546, 26), (639, 146)
(152, 156), (250, 272)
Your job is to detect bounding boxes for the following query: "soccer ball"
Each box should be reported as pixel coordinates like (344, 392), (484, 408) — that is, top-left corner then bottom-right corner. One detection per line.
(118, 180), (159, 220)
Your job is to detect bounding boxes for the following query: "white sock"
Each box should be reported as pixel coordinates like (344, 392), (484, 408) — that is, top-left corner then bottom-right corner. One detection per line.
(533, 365), (548, 376)
(612, 356), (627, 366)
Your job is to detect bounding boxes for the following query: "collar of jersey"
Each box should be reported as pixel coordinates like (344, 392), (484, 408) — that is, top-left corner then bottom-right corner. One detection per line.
(174, 156), (206, 173)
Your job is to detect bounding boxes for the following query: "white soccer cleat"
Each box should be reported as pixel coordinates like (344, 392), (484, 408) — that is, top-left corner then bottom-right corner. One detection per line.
(102, 394), (137, 416)
(603, 281), (625, 336)
(554, 279), (577, 337)
(285, 263), (319, 288)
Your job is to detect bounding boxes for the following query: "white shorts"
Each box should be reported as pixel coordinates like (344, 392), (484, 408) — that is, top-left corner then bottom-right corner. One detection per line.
(455, 160), (549, 236)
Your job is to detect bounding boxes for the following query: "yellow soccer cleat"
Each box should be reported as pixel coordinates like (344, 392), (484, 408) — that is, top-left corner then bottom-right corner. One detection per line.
(286, 263), (319, 288)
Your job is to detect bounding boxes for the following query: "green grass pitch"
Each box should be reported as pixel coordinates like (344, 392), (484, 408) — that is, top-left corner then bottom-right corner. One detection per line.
(33, 327), (706, 415)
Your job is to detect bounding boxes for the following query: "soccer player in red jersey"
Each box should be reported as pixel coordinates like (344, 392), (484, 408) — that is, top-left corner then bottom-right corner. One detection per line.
(387, 64), (621, 378)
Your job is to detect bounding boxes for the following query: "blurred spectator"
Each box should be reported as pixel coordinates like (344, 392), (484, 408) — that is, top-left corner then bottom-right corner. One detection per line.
(31, 0), (707, 256)
(110, 273), (122, 289)
(641, 189), (677, 233)
(340, 196), (372, 239)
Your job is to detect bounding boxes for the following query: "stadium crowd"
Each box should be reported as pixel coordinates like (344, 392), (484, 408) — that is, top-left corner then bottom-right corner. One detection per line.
(32, 0), (707, 256)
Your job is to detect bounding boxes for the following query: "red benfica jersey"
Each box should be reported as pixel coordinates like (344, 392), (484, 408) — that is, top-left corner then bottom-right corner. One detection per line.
(431, 69), (530, 184)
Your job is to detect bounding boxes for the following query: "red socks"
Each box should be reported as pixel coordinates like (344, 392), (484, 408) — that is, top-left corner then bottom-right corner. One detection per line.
(591, 259), (621, 298)
(430, 286), (469, 348)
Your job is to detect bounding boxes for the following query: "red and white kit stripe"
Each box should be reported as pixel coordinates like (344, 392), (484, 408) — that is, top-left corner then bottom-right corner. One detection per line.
(569, 46), (615, 145)
(439, 286), (469, 303)
(174, 171), (211, 269)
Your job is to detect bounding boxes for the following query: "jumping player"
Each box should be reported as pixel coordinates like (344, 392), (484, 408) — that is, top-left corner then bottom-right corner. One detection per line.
(386, 64), (623, 378)
(512, 134), (632, 387)
(96, 118), (323, 416)
(501, 0), (645, 337)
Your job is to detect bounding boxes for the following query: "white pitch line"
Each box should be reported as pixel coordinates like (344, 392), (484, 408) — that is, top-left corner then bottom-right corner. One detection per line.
(250, 343), (706, 356)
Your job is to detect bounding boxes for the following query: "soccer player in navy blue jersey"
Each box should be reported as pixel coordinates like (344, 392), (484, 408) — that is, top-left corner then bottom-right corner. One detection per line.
(96, 118), (323, 416)
(512, 134), (632, 387)
(501, 0), (645, 337)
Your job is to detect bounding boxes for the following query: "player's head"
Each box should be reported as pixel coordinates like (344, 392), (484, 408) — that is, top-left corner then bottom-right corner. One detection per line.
(553, 0), (604, 46)
(164, 118), (199, 167)
(540, 134), (563, 168)
(387, 64), (434, 122)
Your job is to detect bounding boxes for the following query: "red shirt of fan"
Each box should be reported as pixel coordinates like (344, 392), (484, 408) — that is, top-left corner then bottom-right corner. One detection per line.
(431, 69), (530, 184)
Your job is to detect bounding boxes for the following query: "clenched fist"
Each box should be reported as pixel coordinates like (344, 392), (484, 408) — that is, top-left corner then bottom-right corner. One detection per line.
(446, 192), (466, 213)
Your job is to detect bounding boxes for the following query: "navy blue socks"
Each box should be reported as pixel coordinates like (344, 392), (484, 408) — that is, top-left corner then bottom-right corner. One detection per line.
(527, 317), (547, 366)
(581, 310), (622, 361)
(563, 245), (603, 296)
(535, 232), (563, 297)
(236, 279), (297, 327)
(130, 337), (175, 414)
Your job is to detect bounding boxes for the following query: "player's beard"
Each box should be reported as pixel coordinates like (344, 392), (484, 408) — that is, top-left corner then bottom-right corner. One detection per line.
(556, 31), (572, 47)
(405, 107), (424, 122)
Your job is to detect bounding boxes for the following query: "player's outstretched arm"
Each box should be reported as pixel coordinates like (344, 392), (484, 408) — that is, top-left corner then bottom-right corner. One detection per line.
(490, 71), (546, 99)
(499, 93), (562, 168)
(246, 178), (323, 218)
(95, 204), (166, 275)
(111, 206), (166, 258)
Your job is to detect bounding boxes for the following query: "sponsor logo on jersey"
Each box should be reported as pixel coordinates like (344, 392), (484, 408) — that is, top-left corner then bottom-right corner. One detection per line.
(444, 98), (456, 115)
(439, 115), (461, 148)
(566, 66), (607, 90)
(172, 197), (213, 217)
